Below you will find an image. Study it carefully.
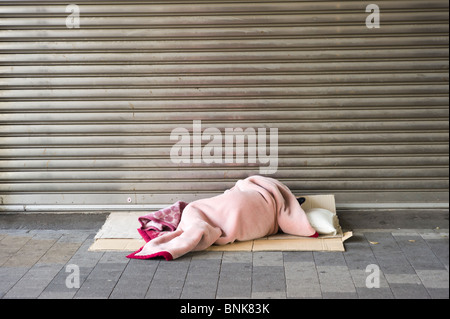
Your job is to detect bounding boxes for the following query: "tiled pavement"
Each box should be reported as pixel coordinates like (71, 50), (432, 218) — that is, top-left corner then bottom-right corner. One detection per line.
(0, 213), (448, 299)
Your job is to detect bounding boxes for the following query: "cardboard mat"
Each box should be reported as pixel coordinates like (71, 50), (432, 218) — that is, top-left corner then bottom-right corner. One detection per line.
(89, 195), (352, 253)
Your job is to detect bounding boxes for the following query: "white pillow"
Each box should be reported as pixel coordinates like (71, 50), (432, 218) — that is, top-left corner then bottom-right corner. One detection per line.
(305, 208), (337, 236)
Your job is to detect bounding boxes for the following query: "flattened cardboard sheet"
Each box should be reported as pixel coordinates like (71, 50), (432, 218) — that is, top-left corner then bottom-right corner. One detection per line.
(89, 195), (352, 252)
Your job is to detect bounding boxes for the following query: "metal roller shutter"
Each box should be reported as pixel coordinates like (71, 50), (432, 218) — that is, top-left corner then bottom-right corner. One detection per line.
(0, 0), (448, 212)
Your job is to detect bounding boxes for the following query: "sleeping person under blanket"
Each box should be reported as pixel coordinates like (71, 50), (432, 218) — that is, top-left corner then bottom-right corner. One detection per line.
(127, 175), (319, 261)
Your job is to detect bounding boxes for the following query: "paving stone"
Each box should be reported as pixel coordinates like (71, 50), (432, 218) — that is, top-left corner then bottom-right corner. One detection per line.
(222, 252), (253, 264)
(364, 232), (398, 247)
(317, 266), (356, 294)
(394, 235), (447, 270)
(342, 234), (378, 270)
(0, 267), (29, 298)
(146, 259), (190, 299)
(55, 231), (91, 243)
(68, 239), (104, 268)
(283, 251), (314, 263)
(190, 251), (223, 260)
(415, 270), (449, 289)
(74, 278), (118, 299)
(389, 283), (431, 299)
(384, 273), (423, 285)
(98, 251), (130, 264)
(217, 262), (252, 299)
(38, 264), (90, 299)
(74, 262), (128, 299)
(2, 236), (57, 268)
(424, 239), (449, 269)
(355, 287), (394, 299)
(253, 252), (283, 267)
(313, 252), (346, 267)
(374, 255), (417, 274)
(181, 259), (221, 299)
(364, 233), (416, 274)
(284, 262), (321, 299)
(252, 266), (286, 296)
(110, 259), (159, 299)
(3, 264), (63, 299)
(37, 242), (82, 265)
(0, 234), (32, 266)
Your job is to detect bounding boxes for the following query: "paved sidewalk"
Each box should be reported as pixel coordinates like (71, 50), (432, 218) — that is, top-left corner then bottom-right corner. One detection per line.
(0, 212), (448, 299)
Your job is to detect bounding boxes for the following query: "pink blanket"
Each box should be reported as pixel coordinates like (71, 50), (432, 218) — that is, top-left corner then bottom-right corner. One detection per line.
(136, 200), (188, 242)
(127, 176), (318, 261)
